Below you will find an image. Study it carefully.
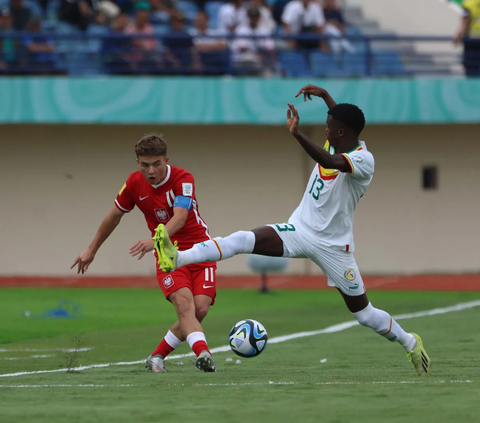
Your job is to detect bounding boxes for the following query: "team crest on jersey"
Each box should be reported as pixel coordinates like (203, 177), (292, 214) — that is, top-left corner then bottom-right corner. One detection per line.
(163, 275), (174, 289)
(155, 208), (170, 223)
(344, 269), (356, 282)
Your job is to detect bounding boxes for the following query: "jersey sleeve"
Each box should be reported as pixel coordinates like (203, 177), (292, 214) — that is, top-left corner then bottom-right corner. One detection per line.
(341, 150), (375, 180)
(172, 172), (195, 204)
(115, 177), (136, 213)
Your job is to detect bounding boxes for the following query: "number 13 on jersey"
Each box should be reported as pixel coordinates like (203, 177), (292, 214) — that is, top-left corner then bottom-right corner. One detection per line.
(308, 175), (324, 200)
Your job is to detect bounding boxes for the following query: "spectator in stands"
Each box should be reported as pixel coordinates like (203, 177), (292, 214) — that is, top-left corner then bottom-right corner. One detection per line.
(455, 0), (480, 77)
(23, 16), (57, 74)
(151, 0), (177, 19)
(218, 0), (248, 33)
(9, 0), (31, 31)
(59, 0), (95, 31)
(0, 8), (15, 74)
(232, 6), (276, 75)
(190, 10), (228, 74)
(281, 0), (326, 50)
(125, 8), (159, 72)
(164, 11), (202, 73)
(251, 0), (276, 33)
(322, 0), (355, 54)
(102, 13), (133, 74)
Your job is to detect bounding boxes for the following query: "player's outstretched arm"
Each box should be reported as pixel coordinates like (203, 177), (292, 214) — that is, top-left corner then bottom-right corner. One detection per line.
(71, 206), (125, 274)
(287, 103), (350, 172)
(295, 84), (337, 109)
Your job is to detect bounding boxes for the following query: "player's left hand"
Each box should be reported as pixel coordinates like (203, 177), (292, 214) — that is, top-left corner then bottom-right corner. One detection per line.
(129, 239), (155, 260)
(287, 103), (300, 134)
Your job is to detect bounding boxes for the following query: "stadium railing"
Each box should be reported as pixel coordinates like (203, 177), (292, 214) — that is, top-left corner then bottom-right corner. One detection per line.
(0, 33), (477, 77)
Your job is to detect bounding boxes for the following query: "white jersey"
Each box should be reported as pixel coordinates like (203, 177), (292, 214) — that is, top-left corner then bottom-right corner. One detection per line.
(289, 141), (374, 252)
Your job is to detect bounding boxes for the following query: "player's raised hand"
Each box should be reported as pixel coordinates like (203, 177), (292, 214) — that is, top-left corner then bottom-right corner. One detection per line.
(129, 239), (155, 260)
(295, 84), (328, 102)
(70, 249), (95, 274)
(287, 103), (300, 134)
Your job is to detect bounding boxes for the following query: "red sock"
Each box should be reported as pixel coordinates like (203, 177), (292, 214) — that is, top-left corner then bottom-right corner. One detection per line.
(151, 339), (175, 358)
(191, 340), (210, 357)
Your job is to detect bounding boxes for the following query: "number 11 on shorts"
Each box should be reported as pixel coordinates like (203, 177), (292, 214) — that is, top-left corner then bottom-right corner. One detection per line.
(205, 268), (215, 283)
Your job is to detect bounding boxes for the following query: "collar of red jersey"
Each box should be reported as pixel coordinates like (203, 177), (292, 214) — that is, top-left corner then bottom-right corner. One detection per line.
(152, 165), (171, 188)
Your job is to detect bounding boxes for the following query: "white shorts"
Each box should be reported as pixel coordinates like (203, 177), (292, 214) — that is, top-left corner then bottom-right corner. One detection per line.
(268, 222), (366, 296)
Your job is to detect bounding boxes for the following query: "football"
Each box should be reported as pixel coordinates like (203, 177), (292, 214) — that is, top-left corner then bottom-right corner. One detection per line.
(228, 319), (268, 358)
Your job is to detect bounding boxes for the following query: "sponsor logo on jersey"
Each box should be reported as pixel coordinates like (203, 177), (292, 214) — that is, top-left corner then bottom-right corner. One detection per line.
(182, 183), (193, 196)
(344, 269), (356, 282)
(155, 208), (170, 223)
(163, 275), (174, 289)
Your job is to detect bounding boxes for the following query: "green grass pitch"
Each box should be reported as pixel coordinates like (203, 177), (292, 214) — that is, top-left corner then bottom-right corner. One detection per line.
(1, 288), (480, 423)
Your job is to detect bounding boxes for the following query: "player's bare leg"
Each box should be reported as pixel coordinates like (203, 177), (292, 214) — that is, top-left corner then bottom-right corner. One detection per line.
(155, 224), (285, 272)
(169, 288), (215, 372)
(147, 295), (212, 373)
(338, 290), (431, 376)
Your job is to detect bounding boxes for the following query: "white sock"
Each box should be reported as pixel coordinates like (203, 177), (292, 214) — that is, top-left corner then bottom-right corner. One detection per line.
(177, 231), (255, 268)
(164, 330), (183, 349)
(353, 303), (416, 352)
(186, 331), (207, 348)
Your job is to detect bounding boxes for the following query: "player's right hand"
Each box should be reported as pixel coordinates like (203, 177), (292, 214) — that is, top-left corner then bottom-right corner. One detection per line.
(295, 84), (328, 101)
(70, 249), (95, 275)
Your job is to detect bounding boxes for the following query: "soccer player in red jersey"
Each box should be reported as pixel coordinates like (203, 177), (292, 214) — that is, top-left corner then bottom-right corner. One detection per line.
(71, 134), (217, 372)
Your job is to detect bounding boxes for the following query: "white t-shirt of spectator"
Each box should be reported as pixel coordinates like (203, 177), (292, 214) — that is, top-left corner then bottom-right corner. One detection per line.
(218, 3), (248, 33)
(232, 24), (275, 55)
(281, 1), (325, 34)
(189, 28), (226, 48)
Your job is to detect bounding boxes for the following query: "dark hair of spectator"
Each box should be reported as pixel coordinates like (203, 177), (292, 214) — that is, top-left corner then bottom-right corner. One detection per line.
(135, 134), (168, 157)
(328, 103), (366, 136)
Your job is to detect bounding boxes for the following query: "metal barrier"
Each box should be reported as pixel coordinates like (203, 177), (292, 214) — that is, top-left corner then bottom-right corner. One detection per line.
(0, 32), (478, 77)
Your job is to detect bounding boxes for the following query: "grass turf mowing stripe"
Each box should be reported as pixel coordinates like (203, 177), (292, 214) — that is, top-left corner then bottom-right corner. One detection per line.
(1, 299), (480, 378)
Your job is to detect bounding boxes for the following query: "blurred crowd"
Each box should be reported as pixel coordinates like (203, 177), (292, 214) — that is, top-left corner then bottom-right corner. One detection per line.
(0, 0), (356, 75)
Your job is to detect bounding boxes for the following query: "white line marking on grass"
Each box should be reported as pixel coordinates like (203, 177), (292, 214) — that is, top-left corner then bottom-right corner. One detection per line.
(0, 355), (55, 360)
(0, 348), (94, 353)
(1, 300), (480, 378)
(0, 384), (136, 388)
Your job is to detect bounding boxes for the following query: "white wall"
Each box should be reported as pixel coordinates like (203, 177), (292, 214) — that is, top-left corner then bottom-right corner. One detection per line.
(345, 0), (460, 35)
(0, 124), (479, 276)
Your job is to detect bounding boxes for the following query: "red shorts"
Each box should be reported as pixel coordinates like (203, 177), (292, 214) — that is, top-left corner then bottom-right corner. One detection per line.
(156, 263), (217, 305)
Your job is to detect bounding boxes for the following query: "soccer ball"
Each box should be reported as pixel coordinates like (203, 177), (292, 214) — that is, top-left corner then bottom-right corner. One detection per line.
(228, 319), (268, 358)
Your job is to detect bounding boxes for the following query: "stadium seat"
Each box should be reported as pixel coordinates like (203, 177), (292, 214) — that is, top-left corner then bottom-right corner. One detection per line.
(372, 50), (407, 76)
(343, 52), (367, 76)
(46, 0), (60, 21)
(310, 52), (344, 77)
(24, 0), (44, 18)
(279, 51), (310, 77)
(176, 0), (199, 21)
(205, 1), (222, 28)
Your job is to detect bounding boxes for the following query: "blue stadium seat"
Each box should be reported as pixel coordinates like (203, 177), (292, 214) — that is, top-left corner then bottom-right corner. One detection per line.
(372, 51), (407, 76)
(310, 52), (343, 77)
(87, 24), (110, 53)
(343, 52), (367, 76)
(205, 1), (222, 28)
(279, 51), (310, 77)
(176, 0), (199, 21)
(24, 0), (44, 18)
(46, 0), (60, 21)
(346, 26), (367, 53)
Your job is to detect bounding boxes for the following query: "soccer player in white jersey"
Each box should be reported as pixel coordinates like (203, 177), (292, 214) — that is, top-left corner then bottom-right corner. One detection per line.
(153, 84), (432, 376)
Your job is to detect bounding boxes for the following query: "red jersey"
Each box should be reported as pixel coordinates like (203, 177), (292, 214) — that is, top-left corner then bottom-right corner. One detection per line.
(115, 165), (211, 250)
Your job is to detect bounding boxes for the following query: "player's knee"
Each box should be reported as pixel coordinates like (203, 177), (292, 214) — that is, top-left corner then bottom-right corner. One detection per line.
(173, 295), (195, 320)
(195, 306), (209, 322)
(352, 302), (375, 327)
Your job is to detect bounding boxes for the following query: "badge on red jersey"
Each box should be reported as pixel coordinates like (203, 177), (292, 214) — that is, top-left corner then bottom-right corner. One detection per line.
(155, 208), (170, 223)
(163, 275), (174, 289)
(182, 183), (193, 196)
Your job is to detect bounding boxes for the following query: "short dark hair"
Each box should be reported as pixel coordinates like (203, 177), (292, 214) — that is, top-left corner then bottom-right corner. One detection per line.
(135, 134), (168, 157)
(328, 103), (365, 136)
